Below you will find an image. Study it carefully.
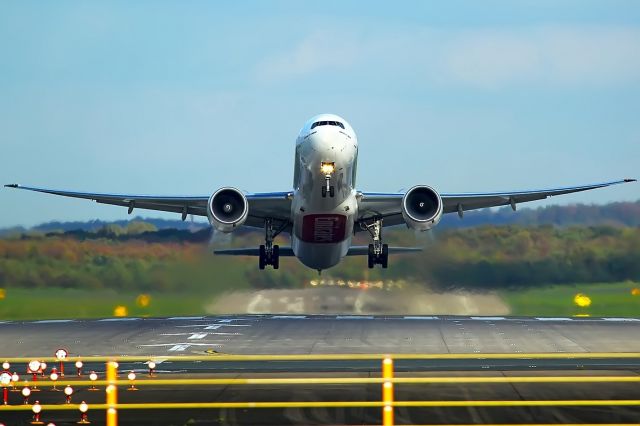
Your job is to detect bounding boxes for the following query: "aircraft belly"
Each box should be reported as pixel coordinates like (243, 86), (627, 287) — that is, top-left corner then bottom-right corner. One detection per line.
(292, 235), (352, 270)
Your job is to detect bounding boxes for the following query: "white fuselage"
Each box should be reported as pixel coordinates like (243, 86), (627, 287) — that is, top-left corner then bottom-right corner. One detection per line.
(291, 114), (359, 270)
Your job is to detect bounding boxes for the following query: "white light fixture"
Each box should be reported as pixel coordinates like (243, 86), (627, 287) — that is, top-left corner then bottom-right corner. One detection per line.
(1, 362), (9, 370)
(28, 360), (41, 373)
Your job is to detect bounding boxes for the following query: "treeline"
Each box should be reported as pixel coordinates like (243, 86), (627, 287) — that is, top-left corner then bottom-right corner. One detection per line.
(2, 200), (638, 237)
(0, 224), (638, 291)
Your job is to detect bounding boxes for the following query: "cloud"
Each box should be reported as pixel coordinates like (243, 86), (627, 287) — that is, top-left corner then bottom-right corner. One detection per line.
(255, 25), (640, 89)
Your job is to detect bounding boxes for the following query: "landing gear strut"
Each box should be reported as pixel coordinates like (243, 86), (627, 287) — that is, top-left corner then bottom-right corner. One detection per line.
(259, 218), (286, 270)
(361, 219), (388, 269)
(321, 175), (335, 198)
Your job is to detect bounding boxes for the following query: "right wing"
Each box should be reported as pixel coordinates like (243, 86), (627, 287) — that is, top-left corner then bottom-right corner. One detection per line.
(4, 184), (292, 229)
(357, 179), (636, 228)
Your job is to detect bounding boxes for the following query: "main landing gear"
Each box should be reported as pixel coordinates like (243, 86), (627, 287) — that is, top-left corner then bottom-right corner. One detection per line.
(361, 219), (388, 269)
(259, 218), (286, 270)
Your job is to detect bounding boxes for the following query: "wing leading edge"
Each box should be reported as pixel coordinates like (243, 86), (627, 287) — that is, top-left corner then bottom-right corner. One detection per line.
(4, 184), (292, 228)
(358, 179), (636, 227)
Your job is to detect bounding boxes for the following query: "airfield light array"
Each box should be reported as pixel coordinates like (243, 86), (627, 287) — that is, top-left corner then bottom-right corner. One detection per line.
(1, 354), (640, 426)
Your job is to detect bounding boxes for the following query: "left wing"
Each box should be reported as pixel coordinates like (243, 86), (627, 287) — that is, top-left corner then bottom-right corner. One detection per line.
(358, 179), (636, 227)
(4, 184), (292, 229)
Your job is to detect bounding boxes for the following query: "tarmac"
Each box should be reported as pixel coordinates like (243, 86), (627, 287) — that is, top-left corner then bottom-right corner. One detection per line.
(2, 314), (640, 358)
(1, 315), (640, 425)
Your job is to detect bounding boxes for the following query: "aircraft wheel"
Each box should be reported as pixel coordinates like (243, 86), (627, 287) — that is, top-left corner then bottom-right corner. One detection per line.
(329, 186), (335, 197)
(259, 244), (266, 270)
(273, 245), (280, 269)
(321, 186), (327, 198)
(381, 244), (389, 269)
(367, 244), (375, 269)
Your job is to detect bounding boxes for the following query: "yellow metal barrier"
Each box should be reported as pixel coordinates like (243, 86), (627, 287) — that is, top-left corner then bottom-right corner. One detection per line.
(2, 353), (640, 425)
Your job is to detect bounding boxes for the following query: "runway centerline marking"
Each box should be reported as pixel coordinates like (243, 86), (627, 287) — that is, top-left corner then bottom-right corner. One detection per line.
(470, 317), (506, 321)
(33, 319), (75, 323)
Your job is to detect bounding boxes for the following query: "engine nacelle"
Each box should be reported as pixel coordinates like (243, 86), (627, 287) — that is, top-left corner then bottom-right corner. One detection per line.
(401, 185), (443, 231)
(207, 187), (249, 233)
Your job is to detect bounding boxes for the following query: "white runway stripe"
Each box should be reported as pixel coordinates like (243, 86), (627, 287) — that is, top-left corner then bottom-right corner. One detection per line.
(534, 317), (572, 321)
(335, 315), (374, 319)
(271, 315), (307, 319)
(33, 319), (75, 323)
(470, 316), (506, 321)
(603, 317), (640, 322)
(188, 333), (208, 340)
(167, 316), (204, 320)
(403, 316), (439, 320)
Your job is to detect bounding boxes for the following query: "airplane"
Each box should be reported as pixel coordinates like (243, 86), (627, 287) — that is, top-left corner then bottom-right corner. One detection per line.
(5, 113), (636, 272)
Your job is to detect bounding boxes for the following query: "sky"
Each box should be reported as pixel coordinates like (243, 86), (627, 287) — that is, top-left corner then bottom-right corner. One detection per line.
(1, 0), (639, 228)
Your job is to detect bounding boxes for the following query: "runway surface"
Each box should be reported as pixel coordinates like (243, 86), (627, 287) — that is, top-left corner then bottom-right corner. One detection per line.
(2, 315), (640, 425)
(2, 314), (640, 358)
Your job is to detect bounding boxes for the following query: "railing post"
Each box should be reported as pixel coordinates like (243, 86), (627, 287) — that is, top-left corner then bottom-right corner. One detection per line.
(382, 356), (394, 426)
(106, 360), (118, 426)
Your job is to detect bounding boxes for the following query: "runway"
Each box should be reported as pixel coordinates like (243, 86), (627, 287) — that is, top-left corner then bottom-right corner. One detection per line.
(2, 315), (640, 425)
(2, 314), (640, 358)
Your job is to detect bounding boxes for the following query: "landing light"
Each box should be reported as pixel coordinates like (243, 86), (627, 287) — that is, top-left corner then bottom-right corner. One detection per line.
(321, 162), (335, 175)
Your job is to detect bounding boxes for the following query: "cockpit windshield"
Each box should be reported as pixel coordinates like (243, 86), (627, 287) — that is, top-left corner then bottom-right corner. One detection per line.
(311, 120), (345, 130)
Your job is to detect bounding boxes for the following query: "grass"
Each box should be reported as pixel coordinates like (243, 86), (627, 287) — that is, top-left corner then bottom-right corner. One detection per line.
(0, 287), (220, 320)
(1, 281), (639, 320)
(501, 281), (640, 317)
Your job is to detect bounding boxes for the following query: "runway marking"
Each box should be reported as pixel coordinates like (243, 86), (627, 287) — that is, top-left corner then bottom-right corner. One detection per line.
(169, 344), (190, 351)
(602, 318), (640, 322)
(33, 319), (75, 323)
(188, 333), (208, 340)
(403, 316), (439, 320)
(470, 317), (506, 321)
(271, 315), (307, 319)
(336, 316), (374, 320)
(167, 316), (204, 320)
(534, 317), (573, 321)
(175, 324), (250, 329)
(140, 342), (222, 352)
(98, 317), (141, 321)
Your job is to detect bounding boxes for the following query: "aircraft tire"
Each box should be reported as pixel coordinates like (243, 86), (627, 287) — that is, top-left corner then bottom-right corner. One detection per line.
(381, 244), (389, 269)
(273, 245), (280, 269)
(259, 244), (266, 270)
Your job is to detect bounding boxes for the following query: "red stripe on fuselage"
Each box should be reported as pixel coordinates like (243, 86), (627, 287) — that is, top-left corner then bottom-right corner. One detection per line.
(301, 214), (347, 243)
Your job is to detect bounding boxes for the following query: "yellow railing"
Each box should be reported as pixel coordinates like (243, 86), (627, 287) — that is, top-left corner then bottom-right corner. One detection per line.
(1, 353), (640, 426)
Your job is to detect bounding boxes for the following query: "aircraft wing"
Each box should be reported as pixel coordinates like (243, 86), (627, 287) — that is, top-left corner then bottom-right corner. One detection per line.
(357, 179), (636, 228)
(4, 184), (292, 229)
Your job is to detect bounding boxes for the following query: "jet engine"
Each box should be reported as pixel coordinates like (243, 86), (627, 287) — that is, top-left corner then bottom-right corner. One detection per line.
(207, 187), (249, 233)
(401, 185), (443, 231)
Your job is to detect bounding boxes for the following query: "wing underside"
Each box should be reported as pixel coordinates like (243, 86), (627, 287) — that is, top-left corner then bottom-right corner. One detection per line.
(4, 184), (292, 229)
(357, 179), (636, 228)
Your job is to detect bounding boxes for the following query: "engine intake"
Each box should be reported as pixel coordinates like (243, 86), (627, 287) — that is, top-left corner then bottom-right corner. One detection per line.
(401, 185), (443, 231)
(207, 187), (249, 233)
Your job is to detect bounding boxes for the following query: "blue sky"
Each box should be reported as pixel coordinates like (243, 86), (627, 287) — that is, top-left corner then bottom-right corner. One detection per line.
(1, 0), (639, 227)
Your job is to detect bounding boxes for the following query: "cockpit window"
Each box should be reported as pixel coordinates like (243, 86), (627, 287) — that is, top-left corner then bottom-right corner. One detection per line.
(311, 120), (345, 130)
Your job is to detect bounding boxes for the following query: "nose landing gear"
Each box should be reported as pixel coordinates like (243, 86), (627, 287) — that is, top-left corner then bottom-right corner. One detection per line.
(361, 219), (388, 269)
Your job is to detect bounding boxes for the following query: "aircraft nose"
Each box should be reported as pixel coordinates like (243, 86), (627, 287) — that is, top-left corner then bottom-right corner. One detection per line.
(308, 128), (345, 154)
